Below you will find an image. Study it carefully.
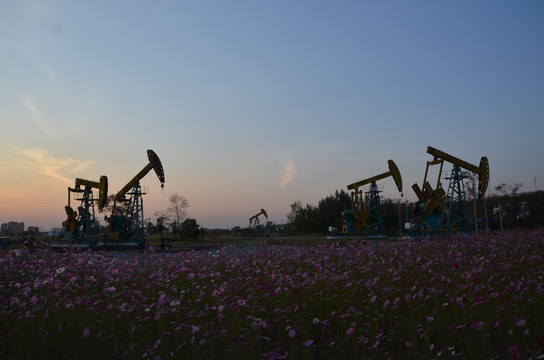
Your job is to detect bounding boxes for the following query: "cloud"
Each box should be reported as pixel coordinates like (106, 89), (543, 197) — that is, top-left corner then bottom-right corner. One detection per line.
(0, 37), (60, 86)
(23, 96), (51, 135)
(13, 148), (93, 184)
(270, 149), (296, 188)
(279, 158), (296, 188)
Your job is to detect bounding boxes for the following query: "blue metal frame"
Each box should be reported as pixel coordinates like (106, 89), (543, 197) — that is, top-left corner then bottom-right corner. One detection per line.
(443, 166), (470, 233)
(123, 182), (146, 246)
(364, 183), (384, 234)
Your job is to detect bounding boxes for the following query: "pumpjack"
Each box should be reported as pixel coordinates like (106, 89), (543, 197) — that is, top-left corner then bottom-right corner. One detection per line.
(343, 160), (403, 235)
(58, 176), (108, 247)
(104, 150), (165, 247)
(409, 146), (489, 234)
(247, 208), (268, 236)
(55, 149), (164, 249)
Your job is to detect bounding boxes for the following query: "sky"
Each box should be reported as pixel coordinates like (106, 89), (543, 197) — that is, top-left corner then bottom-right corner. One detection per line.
(1, 1), (543, 231)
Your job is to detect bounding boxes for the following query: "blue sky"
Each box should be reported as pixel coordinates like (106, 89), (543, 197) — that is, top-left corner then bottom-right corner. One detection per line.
(1, 1), (543, 231)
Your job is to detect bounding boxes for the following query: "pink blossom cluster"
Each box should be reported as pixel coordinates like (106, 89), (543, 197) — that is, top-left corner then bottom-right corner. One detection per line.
(1, 230), (543, 359)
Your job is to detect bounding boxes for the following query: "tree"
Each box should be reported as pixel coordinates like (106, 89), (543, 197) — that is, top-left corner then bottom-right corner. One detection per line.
(465, 173), (478, 200)
(287, 201), (318, 233)
(493, 183), (527, 229)
(100, 194), (128, 215)
(168, 194), (190, 237)
(181, 218), (202, 239)
(316, 189), (351, 233)
(287, 190), (351, 234)
(495, 183), (523, 197)
(153, 210), (171, 237)
(145, 218), (156, 235)
(287, 201), (303, 225)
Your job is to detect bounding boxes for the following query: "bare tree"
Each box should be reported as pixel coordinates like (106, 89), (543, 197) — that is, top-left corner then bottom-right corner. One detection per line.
(168, 193), (190, 237)
(465, 173), (478, 200)
(495, 183), (523, 197)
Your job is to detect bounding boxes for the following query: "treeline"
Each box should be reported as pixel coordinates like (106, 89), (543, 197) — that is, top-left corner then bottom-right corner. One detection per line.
(287, 189), (404, 235)
(287, 189), (544, 235)
(471, 191), (544, 231)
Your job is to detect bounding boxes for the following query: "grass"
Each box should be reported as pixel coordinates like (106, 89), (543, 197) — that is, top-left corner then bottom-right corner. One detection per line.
(1, 230), (543, 359)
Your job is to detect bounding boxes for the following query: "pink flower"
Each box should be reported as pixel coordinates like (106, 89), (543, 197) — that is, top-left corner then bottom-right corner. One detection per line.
(507, 345), (518, 355)
(346, 327), (356, 335)
(456, 296), (466, 308)
(405, 341), (412, 347)
(156, 293), (167, 307)
(470, 321), (483, 329)
(301, 340), (314, 346)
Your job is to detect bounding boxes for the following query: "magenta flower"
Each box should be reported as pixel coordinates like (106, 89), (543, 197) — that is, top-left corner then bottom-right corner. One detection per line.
(383, 299), (390, 308)
(346, 327), (355, 335)
(507, 345), (518, 355)
(470, 321), (483, 329)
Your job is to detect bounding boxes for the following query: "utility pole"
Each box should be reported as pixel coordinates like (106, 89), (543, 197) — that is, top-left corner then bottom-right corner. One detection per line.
(398, 199), (402, 236)
(484, 173), (490, 231)
(473, 181), (478, 234)
(497, 197), (503, 232)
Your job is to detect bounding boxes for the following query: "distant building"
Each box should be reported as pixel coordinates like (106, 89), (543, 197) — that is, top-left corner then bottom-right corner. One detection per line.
(28, 226), (40, 234)
(1, 221), (25, 235)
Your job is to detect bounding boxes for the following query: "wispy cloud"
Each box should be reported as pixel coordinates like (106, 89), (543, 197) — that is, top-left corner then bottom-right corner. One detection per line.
(23, 96), (50, 136)
(13, 148), (93, 184)
(279, 158), (296, 188)
(271, 149), (296, 188)
(0, 37), (60, 86)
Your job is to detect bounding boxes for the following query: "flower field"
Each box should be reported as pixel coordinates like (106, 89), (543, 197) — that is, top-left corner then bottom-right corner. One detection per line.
(1, 230), (543, 359)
